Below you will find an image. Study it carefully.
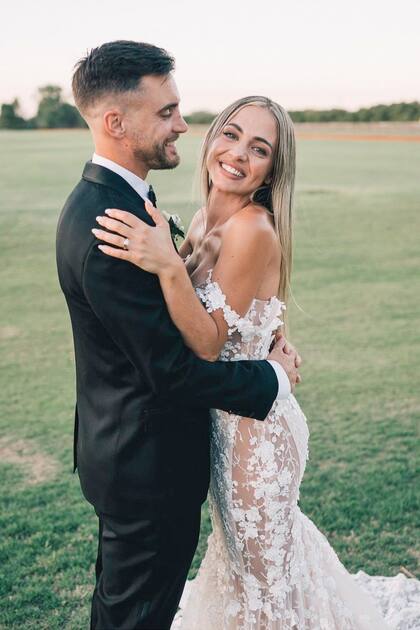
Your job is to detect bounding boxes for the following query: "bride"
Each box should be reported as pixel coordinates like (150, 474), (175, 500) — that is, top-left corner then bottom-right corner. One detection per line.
(93, 96), (413, 629)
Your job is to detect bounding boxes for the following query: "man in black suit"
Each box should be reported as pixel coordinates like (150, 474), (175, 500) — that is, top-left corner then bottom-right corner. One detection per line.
(56, 41), (300, 629)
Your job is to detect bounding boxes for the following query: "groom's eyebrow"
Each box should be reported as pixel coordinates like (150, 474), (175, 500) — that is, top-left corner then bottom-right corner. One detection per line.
(227, 123), (273, 149)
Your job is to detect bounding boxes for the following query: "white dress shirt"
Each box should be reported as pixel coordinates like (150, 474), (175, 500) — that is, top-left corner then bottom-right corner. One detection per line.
(267, 360), (291, 399)
(92, 153), (291, 401)
(92, 153), (150, 201)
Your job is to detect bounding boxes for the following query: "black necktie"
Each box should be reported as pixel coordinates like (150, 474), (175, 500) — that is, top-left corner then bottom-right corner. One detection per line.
(148, 185), (157, 207)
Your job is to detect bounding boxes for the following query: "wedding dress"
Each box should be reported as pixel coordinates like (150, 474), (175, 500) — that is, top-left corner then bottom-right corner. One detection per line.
(173, 270), (420, 630)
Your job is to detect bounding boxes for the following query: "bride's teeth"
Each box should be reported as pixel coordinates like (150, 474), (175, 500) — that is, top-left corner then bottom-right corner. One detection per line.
(221, 163), (243, 177)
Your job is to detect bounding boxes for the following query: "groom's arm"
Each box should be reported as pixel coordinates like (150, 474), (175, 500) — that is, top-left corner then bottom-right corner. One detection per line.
(83, 238), (280, 420)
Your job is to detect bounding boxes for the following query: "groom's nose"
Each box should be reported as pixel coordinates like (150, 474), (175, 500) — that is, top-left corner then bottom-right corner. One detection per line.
(173, 112), (188, 134)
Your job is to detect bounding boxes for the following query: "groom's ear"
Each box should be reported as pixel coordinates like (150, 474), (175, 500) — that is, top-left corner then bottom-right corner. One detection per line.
(103, 109), (126, 139)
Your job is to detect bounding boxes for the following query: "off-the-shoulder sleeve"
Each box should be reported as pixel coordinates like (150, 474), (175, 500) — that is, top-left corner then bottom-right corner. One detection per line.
(195, 270), (285, 343)
(195, 270), (248, 336)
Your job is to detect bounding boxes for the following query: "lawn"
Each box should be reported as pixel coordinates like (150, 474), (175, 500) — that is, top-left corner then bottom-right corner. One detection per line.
(0, 128), (419, 628)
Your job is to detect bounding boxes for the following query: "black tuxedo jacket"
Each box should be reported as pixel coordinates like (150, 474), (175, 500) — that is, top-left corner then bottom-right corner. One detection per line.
(56, 162), (278, 516)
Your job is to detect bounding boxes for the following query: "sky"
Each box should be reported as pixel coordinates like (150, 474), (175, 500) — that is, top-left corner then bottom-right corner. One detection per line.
(1, 0), (419, 117)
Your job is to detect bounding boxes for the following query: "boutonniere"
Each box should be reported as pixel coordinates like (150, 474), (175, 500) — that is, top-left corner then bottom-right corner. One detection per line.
(163, 211), (185, 241)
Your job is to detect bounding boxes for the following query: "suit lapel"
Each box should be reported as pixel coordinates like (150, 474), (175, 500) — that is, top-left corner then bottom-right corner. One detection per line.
(82, 162), (180, 253)
(82, 161), (148, 211)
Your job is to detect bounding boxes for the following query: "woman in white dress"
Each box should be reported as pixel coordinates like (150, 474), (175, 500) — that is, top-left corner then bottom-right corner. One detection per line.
(93, 96), (417, 629)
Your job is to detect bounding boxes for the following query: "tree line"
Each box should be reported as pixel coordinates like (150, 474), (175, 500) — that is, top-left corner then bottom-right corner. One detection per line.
(184, 102), (420, 124)
(0, 86), (87, 129)
(288, 102), (420, 123)
(1, 87), (419, 129)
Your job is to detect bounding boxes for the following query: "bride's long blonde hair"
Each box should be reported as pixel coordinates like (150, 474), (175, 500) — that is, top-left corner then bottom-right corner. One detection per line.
(199, 96), (296, 310)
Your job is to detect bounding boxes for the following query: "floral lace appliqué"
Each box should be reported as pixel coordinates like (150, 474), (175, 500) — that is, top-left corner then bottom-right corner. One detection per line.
(174, 272), (395, 630)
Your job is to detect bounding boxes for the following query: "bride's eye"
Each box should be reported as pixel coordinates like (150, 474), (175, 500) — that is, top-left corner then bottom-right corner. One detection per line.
(253, 146), (268, 156)
(223, 131), (237, 140)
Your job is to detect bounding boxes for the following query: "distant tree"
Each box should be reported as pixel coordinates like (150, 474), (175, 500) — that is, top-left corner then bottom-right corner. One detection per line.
(36, 85), (86, 128)
(387, 101), (420, 121)
(184, 110), (216, 124)
(0, 99), (27, 129)
(25, 117), (38, 129)
(355, 107), (372, 122)
(52, 102), (86, 128)
(289, 110), (306, 123)
(36, 85), (63, 128)
(370, 105), (390, 121)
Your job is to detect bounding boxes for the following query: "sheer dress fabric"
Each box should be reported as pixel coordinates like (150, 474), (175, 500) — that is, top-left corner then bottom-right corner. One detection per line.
(173, 271), (418, 630)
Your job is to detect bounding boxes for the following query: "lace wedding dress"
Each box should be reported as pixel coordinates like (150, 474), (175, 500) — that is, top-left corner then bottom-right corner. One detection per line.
(173, 271), (420, 630)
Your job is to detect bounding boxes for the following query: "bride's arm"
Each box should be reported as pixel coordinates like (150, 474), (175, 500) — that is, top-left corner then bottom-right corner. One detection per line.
(93, 204), (276, 361)
(159, 214), (275, 360)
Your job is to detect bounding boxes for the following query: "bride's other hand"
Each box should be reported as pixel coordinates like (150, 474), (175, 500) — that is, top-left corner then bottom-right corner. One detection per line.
(92, 200), (180, 275)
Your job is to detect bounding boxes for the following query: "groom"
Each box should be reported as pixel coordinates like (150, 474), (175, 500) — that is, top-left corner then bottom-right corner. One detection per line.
(56, 41), (301, 629)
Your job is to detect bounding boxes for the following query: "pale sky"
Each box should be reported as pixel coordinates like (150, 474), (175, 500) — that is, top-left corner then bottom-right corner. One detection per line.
(1, 0), (419, 117)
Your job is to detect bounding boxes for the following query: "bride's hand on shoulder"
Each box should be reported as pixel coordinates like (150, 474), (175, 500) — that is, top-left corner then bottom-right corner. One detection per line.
(92, 201), (181, 275)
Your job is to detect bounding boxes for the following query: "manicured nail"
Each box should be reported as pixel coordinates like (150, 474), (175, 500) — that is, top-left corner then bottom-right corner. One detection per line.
(98, 245), (104, 250)
(91, 228), (98, 234)
(105, 209), (111, 215)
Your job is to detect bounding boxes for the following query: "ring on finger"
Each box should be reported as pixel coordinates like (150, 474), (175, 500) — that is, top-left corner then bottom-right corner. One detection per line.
(123, 238), (130, 251)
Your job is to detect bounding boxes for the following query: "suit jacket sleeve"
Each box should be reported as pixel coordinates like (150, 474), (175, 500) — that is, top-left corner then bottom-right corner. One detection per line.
(82, 240), (278, 420)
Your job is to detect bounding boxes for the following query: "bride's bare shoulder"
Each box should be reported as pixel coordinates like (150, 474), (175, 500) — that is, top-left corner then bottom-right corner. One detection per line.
(223, 204), (277, 251)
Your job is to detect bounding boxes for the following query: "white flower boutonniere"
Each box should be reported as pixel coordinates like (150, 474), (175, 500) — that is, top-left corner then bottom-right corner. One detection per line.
(162, 211), (185, 241)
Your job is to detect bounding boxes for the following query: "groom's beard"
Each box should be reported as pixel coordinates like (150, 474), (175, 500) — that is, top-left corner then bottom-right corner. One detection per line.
(134, 140), (180, 171)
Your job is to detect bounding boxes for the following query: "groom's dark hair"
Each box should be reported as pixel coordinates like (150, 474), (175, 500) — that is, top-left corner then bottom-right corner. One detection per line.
(72, 40), (175, 114)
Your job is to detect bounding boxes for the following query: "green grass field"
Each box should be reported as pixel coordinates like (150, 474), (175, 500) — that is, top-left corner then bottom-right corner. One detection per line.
(0, 128), (419, 628)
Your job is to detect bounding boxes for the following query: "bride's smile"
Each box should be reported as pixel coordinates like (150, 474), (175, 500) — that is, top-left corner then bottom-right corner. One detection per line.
(206, 104), (276, 200)
(219, 161), (245, 178)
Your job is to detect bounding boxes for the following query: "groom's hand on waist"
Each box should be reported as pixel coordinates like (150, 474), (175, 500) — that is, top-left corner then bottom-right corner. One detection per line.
(268, 333), (302, 392)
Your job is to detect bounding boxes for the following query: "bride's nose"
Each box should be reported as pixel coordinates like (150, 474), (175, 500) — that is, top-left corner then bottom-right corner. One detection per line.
(230, 143), (248, 161)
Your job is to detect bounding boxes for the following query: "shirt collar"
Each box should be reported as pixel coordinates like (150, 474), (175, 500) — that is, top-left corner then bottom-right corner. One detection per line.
(92, 153), (150, 201)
